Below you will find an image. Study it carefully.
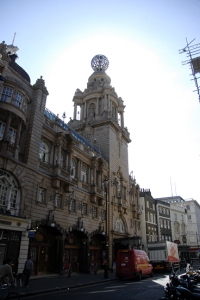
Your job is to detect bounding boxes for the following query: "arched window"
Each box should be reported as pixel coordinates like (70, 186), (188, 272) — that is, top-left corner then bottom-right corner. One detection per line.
(39, 141), (49, 163)
(81, 165), (87, 182)
(115, 218), (125, 233)
(0, 170), (19, 212)
(71, 159), (76, 177)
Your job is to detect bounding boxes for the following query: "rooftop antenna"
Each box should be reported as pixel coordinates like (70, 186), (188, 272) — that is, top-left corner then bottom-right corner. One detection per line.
(179, 38), (200, 102)
(12, 32), (16, 45)
(174, 182), (177, 196)
(170, 177), (173, 197)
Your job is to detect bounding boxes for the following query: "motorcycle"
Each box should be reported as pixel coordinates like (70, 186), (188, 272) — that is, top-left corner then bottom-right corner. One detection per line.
(160, 270), (200, 299)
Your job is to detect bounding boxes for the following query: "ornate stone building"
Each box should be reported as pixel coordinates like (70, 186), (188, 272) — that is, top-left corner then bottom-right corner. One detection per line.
(0, 45), (141, 275)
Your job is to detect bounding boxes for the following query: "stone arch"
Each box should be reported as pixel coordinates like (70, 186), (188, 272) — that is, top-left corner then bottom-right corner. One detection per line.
(114, 216), (128, 234)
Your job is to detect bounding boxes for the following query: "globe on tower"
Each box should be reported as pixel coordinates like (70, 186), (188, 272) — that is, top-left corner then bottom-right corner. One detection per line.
(91, 54), (109, 72)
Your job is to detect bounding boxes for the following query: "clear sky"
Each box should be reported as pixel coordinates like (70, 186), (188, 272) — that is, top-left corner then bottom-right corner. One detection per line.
(1, 0), (200, 202)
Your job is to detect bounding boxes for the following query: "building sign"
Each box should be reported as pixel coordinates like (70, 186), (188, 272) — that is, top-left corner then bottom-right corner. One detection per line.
(28, 231), (35, 239)
(0, 220), (12, 225)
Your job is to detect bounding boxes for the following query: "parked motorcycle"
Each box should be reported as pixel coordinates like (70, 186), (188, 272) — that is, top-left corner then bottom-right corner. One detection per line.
(160, 271), (200, 299)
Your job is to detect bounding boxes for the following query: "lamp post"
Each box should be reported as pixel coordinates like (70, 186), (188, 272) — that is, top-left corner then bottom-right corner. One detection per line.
(103, 178), (109, 279)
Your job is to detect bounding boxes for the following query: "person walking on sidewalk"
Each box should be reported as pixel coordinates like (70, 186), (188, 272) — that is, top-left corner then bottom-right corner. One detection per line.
(23, 256), (33, 287)
(0, 258), (16, 287)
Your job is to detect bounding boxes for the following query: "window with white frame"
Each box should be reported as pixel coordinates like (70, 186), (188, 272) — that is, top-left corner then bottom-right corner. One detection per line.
(0, 180), (7, 206)
(81, 165), (87, 182)
(0, 172), (19, 211)
(92, 206), (97, 218)
(71, 159), (76, 177)
(39, 141), (49, 163)
(14, 92), (23, 107)
(0, 122), (6, 140)
(0, 122), (16, 143)
(1, 86), (13, 102)
(70, 199), (76, 212)
(55, 194), (62, 208)
(8, 127), (16, 144)
(38, 187), (45, 203)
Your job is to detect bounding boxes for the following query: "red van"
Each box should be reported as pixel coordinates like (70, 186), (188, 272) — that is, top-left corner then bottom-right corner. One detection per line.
(116, 249), (153, 280)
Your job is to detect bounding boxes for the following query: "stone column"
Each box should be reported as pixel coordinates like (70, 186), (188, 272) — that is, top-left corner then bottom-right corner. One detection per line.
(54, 145), (58, 165)
(73, 103), (77, 120)
(80, 104), (83, 120)
(96, 98), (99, 115)
(121, 111), (124, 128)
(87, 167), (91, 184)
(57, 143), (62, 166)
(15, 120), (22, 147)
(84, 103), (86, 119)
(104, 94), (107, 110)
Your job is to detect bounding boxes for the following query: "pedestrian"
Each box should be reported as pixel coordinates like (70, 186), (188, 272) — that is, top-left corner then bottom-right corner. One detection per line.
(0, 258), (16, 287)
(23, 256), (33, 287)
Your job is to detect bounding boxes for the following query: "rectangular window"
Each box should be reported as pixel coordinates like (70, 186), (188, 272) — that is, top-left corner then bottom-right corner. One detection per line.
(38, 188), (45, 203)
(0, 184), (7, 206)
(1, 87), (13, 102)
(146, 201), (149, 208)
(187, 215), (191, 221)
(186, 205), (190, 210)
(164, 219), (166, 228)
(101, 209), (106, 221)
(55, 194), (62, 208)
(8, 128), (16, 144)
(92, 206), (97, 218)
(14, 92), (22, 107)
(174, 213), (177, 221)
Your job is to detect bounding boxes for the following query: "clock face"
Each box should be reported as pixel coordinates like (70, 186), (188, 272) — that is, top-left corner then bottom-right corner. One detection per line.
(91, 54), (109, 72)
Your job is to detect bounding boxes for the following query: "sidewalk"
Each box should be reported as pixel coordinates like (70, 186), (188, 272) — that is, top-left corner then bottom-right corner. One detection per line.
(0, 270), (117, 299)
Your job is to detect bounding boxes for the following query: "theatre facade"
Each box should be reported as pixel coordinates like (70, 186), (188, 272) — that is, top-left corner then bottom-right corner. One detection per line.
(0, 42), (141, 274)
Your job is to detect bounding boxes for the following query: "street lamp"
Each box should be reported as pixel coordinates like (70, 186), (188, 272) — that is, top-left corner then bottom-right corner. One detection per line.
(103, 178), (109, 279)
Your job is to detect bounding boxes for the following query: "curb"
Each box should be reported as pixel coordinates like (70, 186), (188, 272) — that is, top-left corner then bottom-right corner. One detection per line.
(17, 277), (118, 299)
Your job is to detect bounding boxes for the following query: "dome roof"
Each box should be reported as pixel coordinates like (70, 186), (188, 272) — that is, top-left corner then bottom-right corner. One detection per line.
(9, 55), (30, 83)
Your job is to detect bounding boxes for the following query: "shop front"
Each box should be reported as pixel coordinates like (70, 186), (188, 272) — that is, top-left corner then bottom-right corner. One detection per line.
(0, 213), (30, 273)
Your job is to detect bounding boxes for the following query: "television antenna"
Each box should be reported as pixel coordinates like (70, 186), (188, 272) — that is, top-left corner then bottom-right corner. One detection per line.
(179, 38), (200, 102)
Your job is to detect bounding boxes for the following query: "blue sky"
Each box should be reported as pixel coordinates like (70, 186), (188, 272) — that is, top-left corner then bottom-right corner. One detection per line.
(1, 0), (200, 201)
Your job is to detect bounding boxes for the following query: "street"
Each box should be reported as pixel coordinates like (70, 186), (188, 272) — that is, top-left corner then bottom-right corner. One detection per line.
(26, 274), (169, 300)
